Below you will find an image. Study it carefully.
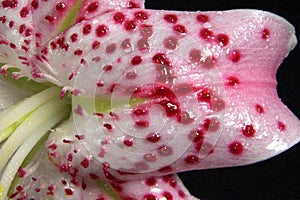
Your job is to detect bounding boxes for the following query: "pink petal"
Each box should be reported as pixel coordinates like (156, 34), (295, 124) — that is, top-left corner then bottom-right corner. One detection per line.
(1, 3), (299, 199)
(43, 8), (298, 174)
(0, 0), (35, 79)
(0, 0), (144, 81)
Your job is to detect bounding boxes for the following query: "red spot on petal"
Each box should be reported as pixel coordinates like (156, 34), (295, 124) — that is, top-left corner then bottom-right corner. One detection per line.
(197, 87), (211, 102)
(106, 43), (116, 54)
(134, 11), (148, 20)
(80, 157), (90, 168)
(65, 188), (73, 195)
(8, 21), (15, 28)
(19, 24), (25, 34)
(20, 7), (29, 18)
(47, 143), (57, 150)
(104, 123), (113, 130)
(184, 155), (200, 164)
(199, 142), (214, 155)
(173, 24), (186, 34)
(131, 56), (142, 65)
(152, 53), (172, 67)
(197, 14), (209, 23)
(137, 37), (150, 51)
(188, 129), (204, 143)
(211, 97), (226, 111)
(229, 141), (244, 155)
(70, 33), (78, 42)
(135, 120), (149, 128)
(92, 41), (100, 49)
(89, 173), (99, 179)
(200, 28), (213, 41)
(163, 191), (173, 200)
(262, 28), (270, 40)
(178, 190), (186, 198)
(80, 58), (86, 65)
(157, 145), (173, 157)
(178, 111), (194, 124)
(164, 36), (178, 50)
(2, 0), (18, 8)
(50, 42), (57, 50)
(145, 177), (157, 186)
(82, 24), (92, 35)
(242, 124), (256, 137)
(146, 132), (161, 143)
(0, 16), (6, 23)
(277, 121), (286, 132)
(229, 50), (241, 63)
(16, 185), (23, 192)
(123, 138), (133, 147)
(143, 153), (157, 162)
(162, 175), (177, 187)
(87, 2), (99, 13)
(96, 24), (109, 37)
(127, 1), (140, 8)
(226, 76), (240, 86)
(140, 25), (153, 38)
(45, 15), (56, 24)
(77, 16), (86, 23)
(31, 0), (39, 9)
(124, 20), (137, 31)
(103, 65), (112, 72)
(75, 134), (84, 140)
(216, 33), (229, 46)
(133, 108), (148, 116)
(96, 81), (104, 87)
(63, 139), (72, 143)
(158, 166), (173, 173)
(61, 180), (67, 185)
(18, 167), (26, 177)
(113, 12), (125, 24)
(56, 2), (66, 11)
(21, 45), (29, 52)
(202, 118), (220, 132)
(9, 43), (16, 49)
(110, 83), (118, 93)
(189, 49), (202, 63)
(164, 14), (178, 24)
(74, 49), (83, 56)
(121, 38), (131, 49)
(255, 104), (265, 114)
(25, 28), (32, 37)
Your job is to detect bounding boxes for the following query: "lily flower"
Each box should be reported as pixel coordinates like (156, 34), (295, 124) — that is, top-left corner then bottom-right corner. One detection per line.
(0, 0), (299, 199)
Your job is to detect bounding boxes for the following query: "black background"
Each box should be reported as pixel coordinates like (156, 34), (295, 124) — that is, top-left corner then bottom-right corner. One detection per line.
(145, 1), (300, 199)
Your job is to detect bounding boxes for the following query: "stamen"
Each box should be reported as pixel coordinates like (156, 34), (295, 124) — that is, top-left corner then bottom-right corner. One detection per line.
(0, 87), (61, 143)
(0, 113), (64, 199)
(0, 91), (70, 172)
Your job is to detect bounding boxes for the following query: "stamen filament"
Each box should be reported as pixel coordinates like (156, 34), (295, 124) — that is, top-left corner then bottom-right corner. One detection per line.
(0, 87), (61, 142)
(0, 114), (29, 144)
(0, 106), (69, 199)
(0, 94), (70, 173)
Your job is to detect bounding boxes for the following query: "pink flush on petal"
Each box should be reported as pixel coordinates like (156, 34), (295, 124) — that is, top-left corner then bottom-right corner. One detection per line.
(45, 7), (297, 199)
